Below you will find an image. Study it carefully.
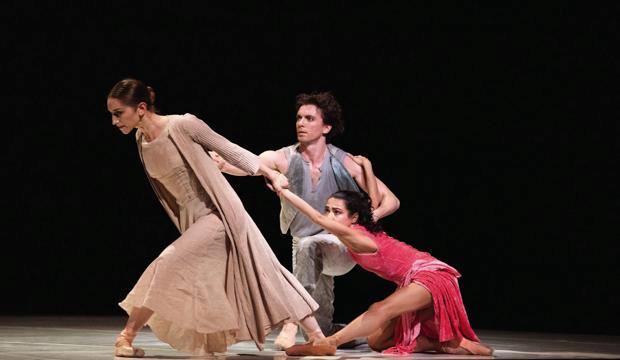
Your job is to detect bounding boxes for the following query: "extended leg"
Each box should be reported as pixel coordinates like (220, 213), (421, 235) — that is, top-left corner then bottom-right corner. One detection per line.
(328, 283), (432, 347)
(286, 283), (432, 356)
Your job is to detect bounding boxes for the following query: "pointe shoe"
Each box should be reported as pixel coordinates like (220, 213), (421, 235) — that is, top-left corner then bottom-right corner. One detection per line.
(274, 323), (299, 350)
(285, 341), (337, 356)
(274, 332), (296, 350)
(115, 345), (145, 358)
(441, 337), (493, 356)
(114, 331), (145, 358)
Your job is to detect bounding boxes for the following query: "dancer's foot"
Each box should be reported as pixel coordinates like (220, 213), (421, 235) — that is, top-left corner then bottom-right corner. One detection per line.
(441, 337), (493, 356)
(306, 328), (325, 343)
(114, 330), (145, 358)
(413, 335), (441, 352)
(285, 340), (337, 356)
(330, 323), (367, 349)
(274, 323), (298, 350)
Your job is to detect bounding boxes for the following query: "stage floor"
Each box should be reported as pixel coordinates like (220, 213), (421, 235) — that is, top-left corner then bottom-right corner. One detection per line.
(0, 316), (618, 359)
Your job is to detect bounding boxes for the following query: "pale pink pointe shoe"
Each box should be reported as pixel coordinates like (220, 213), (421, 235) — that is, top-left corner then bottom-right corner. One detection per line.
(114, 330), (145, 358)
(274, 323), (299, 350)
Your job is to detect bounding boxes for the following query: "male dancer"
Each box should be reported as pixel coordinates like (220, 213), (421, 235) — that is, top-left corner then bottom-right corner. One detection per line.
(212, 92), (399, 347)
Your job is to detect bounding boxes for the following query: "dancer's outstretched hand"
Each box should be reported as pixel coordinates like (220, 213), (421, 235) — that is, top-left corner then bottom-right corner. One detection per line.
(265, 171), (289, 193)
(274, 173), (289, 194)
(209, 151), (226, 170)
(347, 154), (372, 168)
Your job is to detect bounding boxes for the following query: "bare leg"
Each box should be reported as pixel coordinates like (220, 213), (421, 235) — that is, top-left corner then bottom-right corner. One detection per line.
(347, 295), (492, 356)
(288, 281), (492, 356)
(286, 284), (431, 356)
(115, 306), (153, 358)
(367, 306), (436, 352)
(367, 318), (396, 352)
(326, 283), (432, 347)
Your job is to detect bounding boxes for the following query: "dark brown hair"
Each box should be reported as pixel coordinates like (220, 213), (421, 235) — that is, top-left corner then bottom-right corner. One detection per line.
(295, 92), (343, 142)
(329, 190), (383, 233)
(108, 78), (158, 112)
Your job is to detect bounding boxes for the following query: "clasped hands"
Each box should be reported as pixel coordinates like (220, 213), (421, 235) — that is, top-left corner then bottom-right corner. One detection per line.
(264, 171), (289, 195)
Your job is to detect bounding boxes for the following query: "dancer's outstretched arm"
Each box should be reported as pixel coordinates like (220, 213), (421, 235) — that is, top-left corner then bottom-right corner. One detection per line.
(347, 155), (380, 210)
(208, 151), (287, 193)
(278, 187), (377, 253)
(342, 154), (400, 220)
(210, 149), (286, 176)
(209, 151), (251, 175)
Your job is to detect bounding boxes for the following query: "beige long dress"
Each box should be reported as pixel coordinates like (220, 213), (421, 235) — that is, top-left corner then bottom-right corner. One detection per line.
(119, 114), (318, 354)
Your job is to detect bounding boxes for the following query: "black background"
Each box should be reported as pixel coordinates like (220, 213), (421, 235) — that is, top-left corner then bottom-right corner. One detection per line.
(4, 3), (619, 336)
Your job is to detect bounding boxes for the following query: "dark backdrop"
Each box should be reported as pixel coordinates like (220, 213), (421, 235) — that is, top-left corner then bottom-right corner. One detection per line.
(4, 3), (619, 336)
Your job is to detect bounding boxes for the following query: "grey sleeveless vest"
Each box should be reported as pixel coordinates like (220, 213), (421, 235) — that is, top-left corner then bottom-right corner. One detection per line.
(279, 144), (360, 237)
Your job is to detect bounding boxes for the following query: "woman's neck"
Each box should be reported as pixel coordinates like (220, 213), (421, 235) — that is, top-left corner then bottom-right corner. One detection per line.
(138, 113), (167, 142)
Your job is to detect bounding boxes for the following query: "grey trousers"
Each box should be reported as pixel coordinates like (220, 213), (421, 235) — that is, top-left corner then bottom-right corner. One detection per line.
(292, 234), (356, 335)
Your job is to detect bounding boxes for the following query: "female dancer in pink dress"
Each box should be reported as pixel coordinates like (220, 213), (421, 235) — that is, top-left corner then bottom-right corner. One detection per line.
(106, 78), (325, 357)
(277, 155), (493, 356)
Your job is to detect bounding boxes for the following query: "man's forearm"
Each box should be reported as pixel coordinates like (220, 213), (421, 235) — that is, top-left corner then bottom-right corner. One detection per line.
(373, 192), (400, 220)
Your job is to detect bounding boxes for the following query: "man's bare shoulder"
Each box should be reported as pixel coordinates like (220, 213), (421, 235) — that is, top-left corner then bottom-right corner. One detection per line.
(259, 148), (287, 160)
(341, 152), (363, 177)
(259, 148), (289, 173)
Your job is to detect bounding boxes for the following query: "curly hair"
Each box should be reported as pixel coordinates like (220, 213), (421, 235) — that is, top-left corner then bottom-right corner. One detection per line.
(295, 92), (344, 142)
(329, 190), (383, 233)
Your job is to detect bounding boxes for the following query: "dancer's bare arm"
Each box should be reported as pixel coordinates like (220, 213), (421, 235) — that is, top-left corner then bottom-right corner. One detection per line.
(210, 149), (288, 175)
(278, 186), (377, 253)
(209, 151), (252, 175)
(343, 155), (400, 220)
(347, 155), (380, 210)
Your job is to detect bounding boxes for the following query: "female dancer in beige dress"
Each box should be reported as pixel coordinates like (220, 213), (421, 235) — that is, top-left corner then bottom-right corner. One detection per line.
(107, 78), (324, 357)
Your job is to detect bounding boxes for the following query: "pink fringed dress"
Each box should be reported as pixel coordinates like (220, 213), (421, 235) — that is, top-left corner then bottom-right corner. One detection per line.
(348, 224), (481, 354)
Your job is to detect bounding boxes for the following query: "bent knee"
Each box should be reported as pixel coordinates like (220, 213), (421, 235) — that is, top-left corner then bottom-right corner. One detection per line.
(368, 337), (392, 352)
(367, 317), (396, 352)
(367, 301), (393, 318)
(297, 237), (321, 252)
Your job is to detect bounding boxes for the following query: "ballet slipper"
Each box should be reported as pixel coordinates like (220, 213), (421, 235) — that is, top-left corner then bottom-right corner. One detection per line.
(274, 331), (297, 350)
(441, 337), (493, 356)
(274, 323), (299, 350)
(114, 330), (145, 358)
(305, 328), (325, 342)
(285, 341), (337, 356)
